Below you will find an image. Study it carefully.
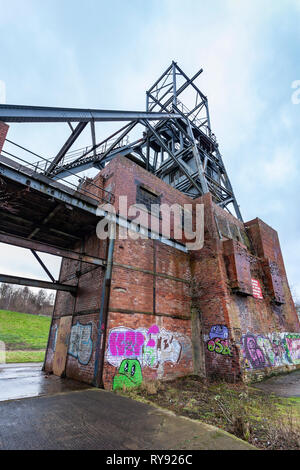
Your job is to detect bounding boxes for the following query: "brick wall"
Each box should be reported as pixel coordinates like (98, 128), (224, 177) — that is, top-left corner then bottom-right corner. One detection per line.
(0, 122), (8, 154)
(189, 191), (300, 383)
(45, 155), (300, 387)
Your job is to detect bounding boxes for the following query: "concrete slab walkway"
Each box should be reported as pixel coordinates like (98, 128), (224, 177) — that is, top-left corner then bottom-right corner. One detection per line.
(0, 388), (255, 450)
(0, 363), (90, 402)
(253, 369), (300, 398)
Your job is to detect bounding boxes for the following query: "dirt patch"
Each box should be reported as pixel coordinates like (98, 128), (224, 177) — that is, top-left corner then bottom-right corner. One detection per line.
(117, 375), (300, 450)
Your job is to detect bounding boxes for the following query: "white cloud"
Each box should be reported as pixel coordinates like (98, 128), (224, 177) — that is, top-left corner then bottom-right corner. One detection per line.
(261, 146), (297, 185)
(0, 244), (61, 287)
(0, 80), (6, 104)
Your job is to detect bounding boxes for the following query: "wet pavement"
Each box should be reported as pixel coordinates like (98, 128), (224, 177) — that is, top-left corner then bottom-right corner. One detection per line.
(0, 363), (90, 402)
(0, 388), (255, 450)
(0, 363), (255, 450)
(253, 369), (300, 398)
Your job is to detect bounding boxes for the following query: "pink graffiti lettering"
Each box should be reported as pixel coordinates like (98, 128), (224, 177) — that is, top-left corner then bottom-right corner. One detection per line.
(146, 325), (160, 347)
(109, 330), (145, 357)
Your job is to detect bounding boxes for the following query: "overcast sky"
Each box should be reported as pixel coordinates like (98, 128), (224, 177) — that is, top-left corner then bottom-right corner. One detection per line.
(0, 0), (300, 300)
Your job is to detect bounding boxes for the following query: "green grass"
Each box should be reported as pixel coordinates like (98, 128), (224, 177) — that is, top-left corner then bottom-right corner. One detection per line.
(0, 309), (51, 351)
(5, 350), (46, 363)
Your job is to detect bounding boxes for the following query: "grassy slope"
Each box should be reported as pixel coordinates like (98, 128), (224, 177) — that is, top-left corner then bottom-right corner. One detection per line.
(0, 310), (51, 362)
(5, 350), (46, 363)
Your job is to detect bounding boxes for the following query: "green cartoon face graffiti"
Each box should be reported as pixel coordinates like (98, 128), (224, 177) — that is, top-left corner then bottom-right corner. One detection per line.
(113, 359), (143, 391)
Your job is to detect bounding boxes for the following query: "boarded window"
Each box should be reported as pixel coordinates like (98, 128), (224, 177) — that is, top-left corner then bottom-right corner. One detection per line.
(136, 185), (160, 215)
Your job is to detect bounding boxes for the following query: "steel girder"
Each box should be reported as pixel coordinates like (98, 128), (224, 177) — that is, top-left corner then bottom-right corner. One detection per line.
(0, 104), (180, 123)
(0, 273), (77, 294)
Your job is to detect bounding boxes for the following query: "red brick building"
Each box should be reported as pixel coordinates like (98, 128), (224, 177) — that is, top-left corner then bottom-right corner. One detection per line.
(44, 154), (300, 387)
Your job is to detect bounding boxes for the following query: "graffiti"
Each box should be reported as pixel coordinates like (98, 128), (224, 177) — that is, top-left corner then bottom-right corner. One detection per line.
(106, 325), (190, 378)
(256, 336), (276, 366)
(271, 337), (288, 365)
(113, 359), (143, 391)
(109, 329), (144, 357)
(206, 325), (232, 356)
(241, 358), (251, 370)
(209, 325), (229, 340)
(241, 332), (300, 370)
(207, 338), (232, 356)
(243, 334), (266, 369)
(284, 334), (300, 364)
(146, 324), (160, 347)
(143, 346), (156, 367)
(68, 322), (93, 365)
(49, 324), (58, 352)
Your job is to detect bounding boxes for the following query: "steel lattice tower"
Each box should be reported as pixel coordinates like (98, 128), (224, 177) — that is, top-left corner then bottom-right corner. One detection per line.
(0, 62), (242, 220)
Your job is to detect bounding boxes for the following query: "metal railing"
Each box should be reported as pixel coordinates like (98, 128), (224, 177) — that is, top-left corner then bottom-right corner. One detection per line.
(31, 134), (130, 175)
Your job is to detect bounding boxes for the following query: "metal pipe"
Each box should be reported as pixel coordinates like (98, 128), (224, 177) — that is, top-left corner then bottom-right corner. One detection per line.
(42, 259), (64, 372)
(93, 222), (116, 388)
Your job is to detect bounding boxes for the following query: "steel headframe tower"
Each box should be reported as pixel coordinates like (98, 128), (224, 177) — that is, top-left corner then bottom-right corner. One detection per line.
(0, 62), (242, 220)
(143, 61), (242, 220)
(50, 61), (242, 220)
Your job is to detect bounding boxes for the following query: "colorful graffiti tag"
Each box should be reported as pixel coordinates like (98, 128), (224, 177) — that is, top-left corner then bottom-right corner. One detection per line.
(242, 332), (300, 370)
(207, 325), (232, 356)
(209, 325), (229, 340)
(284, 334), (300, 364)
(68, 322), (93, 365)
(207, 338), (232, 356)
(113, 359), (143, 391)
(106, 325), (190, 380)
(109, 329), (145, 358)
(49, 324), (58, 352)
(243, 334), (265, 369)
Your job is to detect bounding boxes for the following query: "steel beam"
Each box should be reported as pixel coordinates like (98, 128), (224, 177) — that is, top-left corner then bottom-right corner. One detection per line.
(0, 211), (81, 241)
(28, 205), (62, 240)
(0, 155), (103, 215)
(147, 65), (203, 112)
(97, 120), (138, 165)
(0, 273), (77, 293)
(30, 249), (56, 282)
(0, 232), (106, 266)
(45, 122), (88, 175)
(141, 119), (203, 195)
(0, 104), (180, 123)
(52, 146), (134, 180)
(186, 119), (209, 194)
(90, 120), (97, 158)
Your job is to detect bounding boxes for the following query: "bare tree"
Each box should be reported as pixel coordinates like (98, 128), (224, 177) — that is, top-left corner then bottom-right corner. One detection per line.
(0, 284), (54, 316)
(290, 284), (300, 322)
